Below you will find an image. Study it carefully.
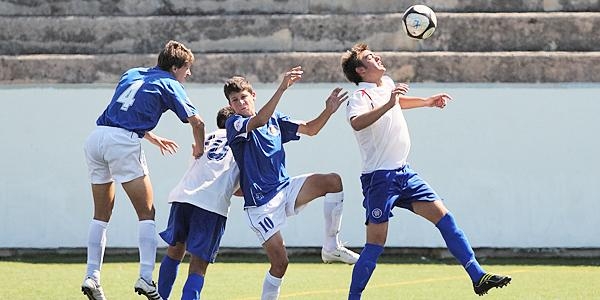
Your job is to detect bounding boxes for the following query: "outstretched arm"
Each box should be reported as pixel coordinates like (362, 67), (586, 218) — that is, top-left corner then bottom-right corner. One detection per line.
(298, 87), (348, 136)
(246, 66), (303, 132)
(399, 93), (451, 109)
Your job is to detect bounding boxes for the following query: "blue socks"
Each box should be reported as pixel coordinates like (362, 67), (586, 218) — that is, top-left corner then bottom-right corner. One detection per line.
(158, 255), (180, 299)
(182, 273), (205, 300)
(436, 212), (486, 282)
(348, 243), (384, 299)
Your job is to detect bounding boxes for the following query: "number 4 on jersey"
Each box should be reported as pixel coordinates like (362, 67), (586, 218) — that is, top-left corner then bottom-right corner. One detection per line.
(116, 80), (144, 111)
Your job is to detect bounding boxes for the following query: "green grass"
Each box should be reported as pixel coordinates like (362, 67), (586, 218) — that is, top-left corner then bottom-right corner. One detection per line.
(1, 254), (599, 299)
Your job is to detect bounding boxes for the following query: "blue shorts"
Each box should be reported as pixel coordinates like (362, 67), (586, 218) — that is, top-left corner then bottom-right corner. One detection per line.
(360, 165), (440, 225)
(159, 202), (227, 263)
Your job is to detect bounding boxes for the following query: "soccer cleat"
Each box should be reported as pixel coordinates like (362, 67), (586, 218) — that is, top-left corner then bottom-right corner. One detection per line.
(473, 273), (512, 296)
(134, 277), (163, 300)
(321, 246), (360, 265)
(81, 277), (107, 300)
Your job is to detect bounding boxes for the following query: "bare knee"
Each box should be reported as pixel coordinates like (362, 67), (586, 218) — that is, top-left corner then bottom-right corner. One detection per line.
(366, 222), (389, 246)
(412, 200), (448, 224)
(269, 257), (289, 278)
(189, 255), (209, 276)
(321, 173), (343, 193)
(93, 204), (113, 222)
(136, 207), (156, 221)
(167, 243), (186, 261)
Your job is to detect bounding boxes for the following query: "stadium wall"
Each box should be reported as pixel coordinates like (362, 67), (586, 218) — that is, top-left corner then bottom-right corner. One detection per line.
(1, 82), (599, 254)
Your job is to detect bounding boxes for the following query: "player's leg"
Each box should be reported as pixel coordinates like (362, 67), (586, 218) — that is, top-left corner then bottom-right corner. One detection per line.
(399, 166), (488, 284)
(82, 128), (115, 299)
(293, 173), (359, 264)
(413, 199), (484, 277)
(158, 243), (185, 299)
(262, 232), (288, 300)
(348, 222), (387, 300)
(158, 202), (189, 299)
(179, 206), (227, 300)
(122, 175), (162, 300)
(181, 255), (210, 300)
(245, 193), (290, 299)
(82, 182), (115, 300)
(413, 200), (511, 295)
(87, 182), (115, 278)
(348, 168), (400, 299)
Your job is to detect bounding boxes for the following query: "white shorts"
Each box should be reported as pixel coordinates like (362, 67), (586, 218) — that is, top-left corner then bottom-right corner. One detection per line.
(245, 174), (311, 244)
(84, 126), (148, 184)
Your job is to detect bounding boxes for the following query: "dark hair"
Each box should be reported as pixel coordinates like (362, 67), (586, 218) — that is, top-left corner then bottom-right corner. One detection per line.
(157, 40), (194, 71)
(341, 43), (369, 85)
(223, 76), (254, 101)
(216, 106), (236, 129)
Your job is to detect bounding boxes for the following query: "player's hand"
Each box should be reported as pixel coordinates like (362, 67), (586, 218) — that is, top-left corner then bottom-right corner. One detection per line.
(325, 87), (349, 114)
(279, 66), (303, 91)
(426, 93), (452, 109)
(388, 83), (409, 106)
(394, 83), (409, 95)
(145, 132), (179, 155)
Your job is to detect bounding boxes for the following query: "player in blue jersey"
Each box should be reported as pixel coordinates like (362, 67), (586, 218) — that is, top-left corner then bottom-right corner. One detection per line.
(224, 67), (360, 300)
(341, 43), (511, 298)
(82, 40), (205, 300)
(157, 106), (240, 300)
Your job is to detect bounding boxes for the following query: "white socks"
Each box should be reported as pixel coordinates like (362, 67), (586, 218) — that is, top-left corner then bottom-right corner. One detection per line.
(86, 219), (108, 282)
(86, 219), (158, 283)
(138, 220), (158, 282)
(323, 192), (344, 251)
(262, 271), (283, 300)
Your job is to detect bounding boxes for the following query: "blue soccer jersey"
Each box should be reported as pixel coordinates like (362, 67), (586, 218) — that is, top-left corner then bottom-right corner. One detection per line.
(96, 67), (198, 137)
(226, 111), (300, 207)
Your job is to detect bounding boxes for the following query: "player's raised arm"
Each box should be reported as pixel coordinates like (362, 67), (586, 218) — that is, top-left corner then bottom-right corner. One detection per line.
(298, 87), (348, 136)
(246, 66), (303, 132)
(399, 93), (451, 109)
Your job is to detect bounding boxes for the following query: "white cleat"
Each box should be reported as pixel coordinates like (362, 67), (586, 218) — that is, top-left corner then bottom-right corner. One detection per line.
(322, 246), (360, 265)
(133, 277), (163, 300)
(81, 277), (107, 300)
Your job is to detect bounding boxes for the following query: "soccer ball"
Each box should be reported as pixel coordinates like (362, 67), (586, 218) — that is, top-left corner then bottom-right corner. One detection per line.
(401, 5), (437, 40)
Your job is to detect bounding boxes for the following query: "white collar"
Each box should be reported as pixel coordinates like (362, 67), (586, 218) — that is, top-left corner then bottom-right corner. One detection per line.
(357, 81), (378, 89)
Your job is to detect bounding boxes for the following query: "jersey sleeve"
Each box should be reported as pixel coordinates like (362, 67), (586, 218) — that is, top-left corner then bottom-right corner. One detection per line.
(165, 81), (199, 123)
(276, 112), (301, 144)
(346, 90), (372, 123)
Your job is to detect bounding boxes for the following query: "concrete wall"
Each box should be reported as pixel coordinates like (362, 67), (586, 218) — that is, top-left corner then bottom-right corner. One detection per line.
(2, 0), (599, 15)
(1, 82), (599, 249)
(2, 1), (600, 84)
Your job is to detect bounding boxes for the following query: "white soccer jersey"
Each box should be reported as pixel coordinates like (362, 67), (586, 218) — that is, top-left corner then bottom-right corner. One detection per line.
(167, 129), (240, 217)
(346, 76), (411, 174)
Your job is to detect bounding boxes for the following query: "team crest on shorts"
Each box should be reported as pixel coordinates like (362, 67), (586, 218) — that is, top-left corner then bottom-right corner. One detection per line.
(371, 208), (383, 219)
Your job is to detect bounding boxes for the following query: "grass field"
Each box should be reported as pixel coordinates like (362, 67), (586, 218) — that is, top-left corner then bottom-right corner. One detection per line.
(1, 254), (599, 299)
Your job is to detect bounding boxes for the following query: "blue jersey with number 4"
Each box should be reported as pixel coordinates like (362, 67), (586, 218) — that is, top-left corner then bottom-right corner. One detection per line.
(226, 111), (300, 208)
(96, 67), (198, 137)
